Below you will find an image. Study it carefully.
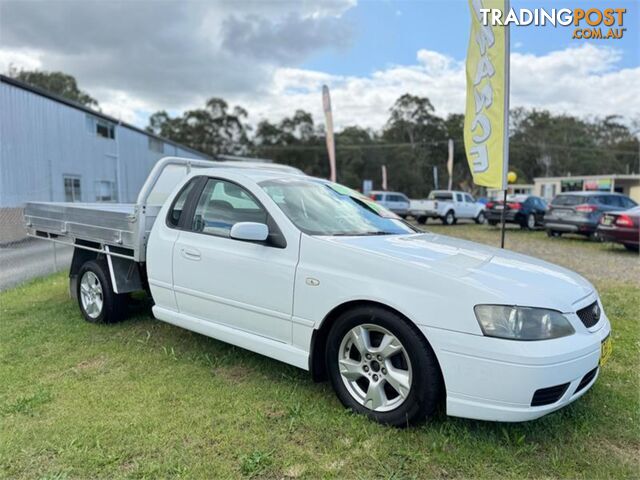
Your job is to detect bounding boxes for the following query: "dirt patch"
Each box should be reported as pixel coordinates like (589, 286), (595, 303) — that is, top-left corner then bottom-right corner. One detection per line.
(74, 356), (108, 371)
(214, 364), (252, 382)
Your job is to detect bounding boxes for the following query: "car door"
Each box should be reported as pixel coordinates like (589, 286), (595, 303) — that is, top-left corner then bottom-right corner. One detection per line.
(172, 176), (299, 343)
(455, 193), (468, 217)
(464, 194), (477, 218)
(389, 193), (405, 213)
(534, 198), (547, 224)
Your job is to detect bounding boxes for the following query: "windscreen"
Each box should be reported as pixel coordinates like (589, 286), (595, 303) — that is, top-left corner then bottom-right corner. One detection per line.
(260, 179), (418, 236)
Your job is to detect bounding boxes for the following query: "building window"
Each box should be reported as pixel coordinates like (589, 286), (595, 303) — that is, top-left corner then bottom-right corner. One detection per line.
(148, 137), (164, 153)
(95, 180), (116, 202)
(96, 120), (115, 139)
(64, 176), (82, 202)
(86, 114), (115, 139)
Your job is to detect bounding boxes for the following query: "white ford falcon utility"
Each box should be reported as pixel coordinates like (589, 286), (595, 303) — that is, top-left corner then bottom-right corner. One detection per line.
(24, 157), (612, 427)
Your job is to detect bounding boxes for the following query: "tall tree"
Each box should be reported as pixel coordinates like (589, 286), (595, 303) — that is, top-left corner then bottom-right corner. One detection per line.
(8, 68), (99, 108)
(147, 98), (251, 156)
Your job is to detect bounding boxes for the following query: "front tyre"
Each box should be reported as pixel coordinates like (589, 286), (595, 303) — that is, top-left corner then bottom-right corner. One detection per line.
(475, 211), (486, 224)
(77, 260), (127, 324)
(326, 306), (442, 427)
(442, 210), (455, 226)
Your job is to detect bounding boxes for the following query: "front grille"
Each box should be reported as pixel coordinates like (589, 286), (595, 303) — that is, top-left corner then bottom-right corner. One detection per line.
(575, 367), (598, 394)
(531, 383), (570, 407)
(577, 301), (601, 328)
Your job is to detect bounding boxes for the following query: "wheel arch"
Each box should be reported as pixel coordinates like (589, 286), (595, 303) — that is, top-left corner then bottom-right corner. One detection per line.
(308, 299), (443, 385)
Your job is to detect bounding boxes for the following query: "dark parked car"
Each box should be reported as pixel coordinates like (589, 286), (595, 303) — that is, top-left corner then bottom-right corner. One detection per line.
(485, 195), (547, 230)
(597, 206), (640, 252)
(544, 192), (637, 239)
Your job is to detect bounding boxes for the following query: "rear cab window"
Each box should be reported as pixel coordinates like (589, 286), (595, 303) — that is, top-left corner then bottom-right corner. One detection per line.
(167, 177), (198, 228)
(429, 192), (453, 201)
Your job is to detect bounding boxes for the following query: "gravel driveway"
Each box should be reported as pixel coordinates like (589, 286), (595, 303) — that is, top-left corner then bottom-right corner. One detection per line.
(0, 239), (72, 291)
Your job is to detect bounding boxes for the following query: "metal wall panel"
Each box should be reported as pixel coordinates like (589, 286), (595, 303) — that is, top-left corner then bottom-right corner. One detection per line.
(0, 81), (206, 207)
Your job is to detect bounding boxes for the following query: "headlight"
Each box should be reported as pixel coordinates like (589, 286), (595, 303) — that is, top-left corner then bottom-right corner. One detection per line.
(474, 305), (575, 340)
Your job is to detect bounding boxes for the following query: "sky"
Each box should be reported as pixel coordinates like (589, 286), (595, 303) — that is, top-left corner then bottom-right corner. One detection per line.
(0, 0), (638, 131)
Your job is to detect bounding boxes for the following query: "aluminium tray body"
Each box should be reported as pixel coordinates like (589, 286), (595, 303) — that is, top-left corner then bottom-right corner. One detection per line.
(23, 202), (161, 261)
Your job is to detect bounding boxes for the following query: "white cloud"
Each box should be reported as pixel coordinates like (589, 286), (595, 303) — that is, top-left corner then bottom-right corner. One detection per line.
(234, 44), (640, 131)
(0, 0), (637, 133)
(0, 48), (43, 72)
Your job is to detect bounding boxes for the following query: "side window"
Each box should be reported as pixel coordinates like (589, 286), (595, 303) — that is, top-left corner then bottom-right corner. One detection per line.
(464, 194), (474, 203)
(191, 179), (267, 237)
(600, 195), (619, 207)
(167, 178), (197, 227)
(456, 193), (463, 202)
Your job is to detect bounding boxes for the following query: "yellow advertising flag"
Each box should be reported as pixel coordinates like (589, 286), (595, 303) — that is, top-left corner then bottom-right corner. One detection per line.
(464, 0), (510, 190)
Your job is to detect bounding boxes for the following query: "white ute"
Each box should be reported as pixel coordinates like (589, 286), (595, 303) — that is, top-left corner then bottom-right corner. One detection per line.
(410, 190), (486, 225)
(25, 157), (612, 427)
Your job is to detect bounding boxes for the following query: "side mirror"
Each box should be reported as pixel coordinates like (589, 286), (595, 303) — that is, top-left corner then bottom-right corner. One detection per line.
(229, 222), (269, 242)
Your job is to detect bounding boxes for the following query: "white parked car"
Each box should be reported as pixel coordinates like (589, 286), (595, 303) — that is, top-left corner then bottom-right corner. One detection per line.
(369, 190), (410, 217)
(25, 158), (612, 427)
(410, 190), (486, 225)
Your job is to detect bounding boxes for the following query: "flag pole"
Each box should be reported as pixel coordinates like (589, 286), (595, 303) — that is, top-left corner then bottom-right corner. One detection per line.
(500, 188), (508, 248)
(500, 0), (511, 249)
(322, 85), (337, 183)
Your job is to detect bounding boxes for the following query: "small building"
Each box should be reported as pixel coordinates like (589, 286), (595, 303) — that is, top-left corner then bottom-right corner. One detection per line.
(486, 184), (534, 200)
(0, 74), (208, 242)
(533, 174), (640, 202)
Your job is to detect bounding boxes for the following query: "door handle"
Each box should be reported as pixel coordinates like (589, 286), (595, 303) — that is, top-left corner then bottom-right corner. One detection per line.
(181, 248), (201, 261)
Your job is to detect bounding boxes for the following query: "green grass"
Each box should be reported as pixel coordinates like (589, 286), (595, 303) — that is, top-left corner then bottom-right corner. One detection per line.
(1, 238), (639, 478)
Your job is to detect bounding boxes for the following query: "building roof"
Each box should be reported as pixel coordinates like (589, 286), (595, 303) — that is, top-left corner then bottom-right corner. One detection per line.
(533, 174), (640, 181)
(0, 73), (208, 159)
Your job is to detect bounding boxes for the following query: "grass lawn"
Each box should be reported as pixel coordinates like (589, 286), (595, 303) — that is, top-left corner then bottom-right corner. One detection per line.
(1, 227), (639, 478)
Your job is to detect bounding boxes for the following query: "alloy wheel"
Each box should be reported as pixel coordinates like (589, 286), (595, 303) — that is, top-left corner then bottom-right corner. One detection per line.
(338, 324), (413, 412)
(446, 212), (454, 225)
(80, 271), (104, 319)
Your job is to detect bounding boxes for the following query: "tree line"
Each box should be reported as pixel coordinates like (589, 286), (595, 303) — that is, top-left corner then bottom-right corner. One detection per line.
(9, 69), (640, 197)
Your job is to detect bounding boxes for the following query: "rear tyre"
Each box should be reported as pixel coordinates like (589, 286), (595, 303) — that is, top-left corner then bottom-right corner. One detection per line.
(488, 220), (499, 226)
(416, 216), (427, 225)
(546, 229), (561, 238)
(624, 243), (639, 252)
(475, 211), (486, 224)
(522, 213), (536, 230)
(77, 260), (127, 324)
(589, 231), (603, 242)
(326, 306), (442, 427)
(442, 211), (455, 226)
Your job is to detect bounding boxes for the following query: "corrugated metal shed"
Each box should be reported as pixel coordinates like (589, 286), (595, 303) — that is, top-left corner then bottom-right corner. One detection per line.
(0, 74), (208, 207)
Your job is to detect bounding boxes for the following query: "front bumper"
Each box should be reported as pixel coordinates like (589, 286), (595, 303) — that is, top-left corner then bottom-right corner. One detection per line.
(420, 302), (611, 422)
